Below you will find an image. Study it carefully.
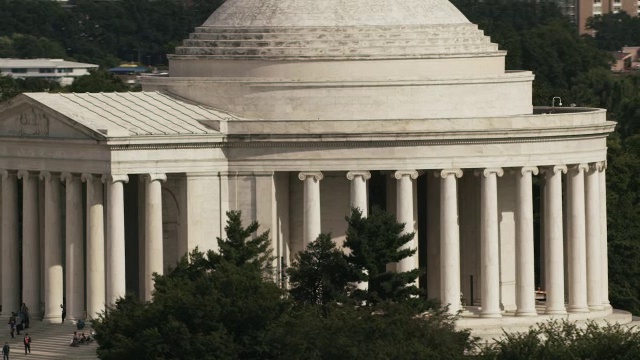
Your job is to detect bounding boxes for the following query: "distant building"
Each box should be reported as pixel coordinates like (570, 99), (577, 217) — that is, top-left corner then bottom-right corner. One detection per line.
(570, 0), (639, 34)
(611, 51), (632, 71)
(107, 64), (150, 85)
(0, 59), (98, 86)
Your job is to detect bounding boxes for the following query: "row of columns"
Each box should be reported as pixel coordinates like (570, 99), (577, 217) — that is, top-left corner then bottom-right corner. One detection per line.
(0, 170), (167, 322)
(299, 163), (609, 316)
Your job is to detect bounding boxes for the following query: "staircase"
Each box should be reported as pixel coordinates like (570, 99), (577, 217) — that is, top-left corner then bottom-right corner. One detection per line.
(0, 320), (97, 359)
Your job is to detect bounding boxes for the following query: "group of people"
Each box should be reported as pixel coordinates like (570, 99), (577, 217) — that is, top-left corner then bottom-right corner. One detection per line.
(2, 333), (32, 359)
(70, 331), (93, 347)
(7, 304), (30, 340)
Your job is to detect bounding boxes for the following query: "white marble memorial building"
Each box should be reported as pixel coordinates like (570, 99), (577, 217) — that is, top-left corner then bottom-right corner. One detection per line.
(0, 0), (621, 328)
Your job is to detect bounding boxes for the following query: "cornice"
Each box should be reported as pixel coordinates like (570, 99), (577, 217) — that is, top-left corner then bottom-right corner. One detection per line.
(108, 131), (612, 151)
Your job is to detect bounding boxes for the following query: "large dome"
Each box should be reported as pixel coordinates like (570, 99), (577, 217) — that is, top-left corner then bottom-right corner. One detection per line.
(203, 0), (470, 27)
(144, 0), (534, 120)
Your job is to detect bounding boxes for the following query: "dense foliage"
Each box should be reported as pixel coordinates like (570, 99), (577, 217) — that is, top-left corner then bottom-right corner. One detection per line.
(478, 320), (640, 359)
(0, 0), (223, 67)
(93, 211), (285, 360)
(93, 211), (640, 359)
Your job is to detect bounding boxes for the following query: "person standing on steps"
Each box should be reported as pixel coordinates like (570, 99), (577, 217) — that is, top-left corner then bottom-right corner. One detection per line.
(2, 342), (9, 360)
(23, 333), (31, 355)
(60, 304), (66, 324)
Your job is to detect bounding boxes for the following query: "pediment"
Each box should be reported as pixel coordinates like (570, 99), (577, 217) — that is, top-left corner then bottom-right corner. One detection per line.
(0, 96), (103, 140)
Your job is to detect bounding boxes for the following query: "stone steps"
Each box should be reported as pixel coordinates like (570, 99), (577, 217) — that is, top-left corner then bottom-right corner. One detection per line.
(188, 30), (487, 41)
(192, 24), (479, 34)
(174, 43), (499, 57)
(0, 320), (98, 359)
(182, 37), (489, 48)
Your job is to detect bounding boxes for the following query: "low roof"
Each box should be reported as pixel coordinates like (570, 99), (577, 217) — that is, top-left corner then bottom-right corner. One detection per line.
(21, 91), (239, 137)
(0, 58), (98, 69)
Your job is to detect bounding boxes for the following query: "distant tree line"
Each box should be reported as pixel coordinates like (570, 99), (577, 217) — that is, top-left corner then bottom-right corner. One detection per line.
(0, 0), (223, 68)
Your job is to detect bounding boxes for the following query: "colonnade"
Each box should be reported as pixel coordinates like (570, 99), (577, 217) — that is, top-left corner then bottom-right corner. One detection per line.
(0, 162), (611, 322)
(299, 162), (609, 316)
(0, 170), (166, 322)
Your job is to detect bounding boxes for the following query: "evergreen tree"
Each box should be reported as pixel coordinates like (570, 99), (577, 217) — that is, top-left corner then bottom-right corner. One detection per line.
(343, 207), (421, 304)
(93, 212), (283, 360)
(211, 210), (273, 274)
(287, 233), (355, 306)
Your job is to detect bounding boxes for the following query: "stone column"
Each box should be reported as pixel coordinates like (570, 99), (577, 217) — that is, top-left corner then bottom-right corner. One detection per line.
(104, 175), (129, 305)
(144, 173), (166, 302)
(599, 162), (610, 308)
(82, 173), (105, 319)
(567, 164), (589, 313)
(439, 169), (463, 314)
(40, 171), (64, 323)
(61, 173), (84, 321)
(515, 166), (538, 316)
(395, 170), (419, 273)
(478, 168), (503, 318)
(347, 171), (371, 290)
(18, 170), (41, 318)
(544, 165), (567, 315)
(585, 163), (603, 311)
(298, 172), (323, 247)
(347, 171), (371, 216)
(1, 170), (19, 316)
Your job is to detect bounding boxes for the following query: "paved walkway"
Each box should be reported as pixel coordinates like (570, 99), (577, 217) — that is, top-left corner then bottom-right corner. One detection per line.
(0, 320), (97, 359)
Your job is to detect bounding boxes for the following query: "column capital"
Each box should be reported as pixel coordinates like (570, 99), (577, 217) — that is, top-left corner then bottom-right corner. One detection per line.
(568, 163), (589, 173)
(39, 171), (59, 182)
(102, 174), (130, 184)
(436, 169), (463, 179)
(298, 171), (323, 181)
(60, 172), (80, 183)
(596, 161), (607, 171)
(520, 166), (539, 176)
(474, 167), (504, 178)
(16, 170), (34, 180)
(1, 170), (14, 180)
(587, 162), (600, 174)
(393, 170), (418, 180)
(346, 171), (371, 181)
(143, 173), (167, 183)
(543, 165), (567, 176)
(81, 173), (100, 183)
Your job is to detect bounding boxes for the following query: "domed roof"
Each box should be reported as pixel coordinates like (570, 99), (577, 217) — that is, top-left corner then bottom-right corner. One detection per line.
(203, 0), (470, 27)
(174, 0), (497, 60)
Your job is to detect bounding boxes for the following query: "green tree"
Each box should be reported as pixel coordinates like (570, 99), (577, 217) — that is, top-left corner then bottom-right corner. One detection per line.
(287, 233), (355, 306)
(344, 207), (422, 304)
(93, 212), (284, 360)
(67, 69), (132, 93)
(266, 302), (475, 360)
(478, 320), (640, 359)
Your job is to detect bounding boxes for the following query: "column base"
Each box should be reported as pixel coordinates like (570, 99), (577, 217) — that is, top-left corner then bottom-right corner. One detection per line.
(479, 312), (502, 319)
(588, 304), (605, 311)
(544, 308), (567, 315)
(567, 306), (590, 313)
(42, 315), (64, 324)
(514, 310), (538, 317)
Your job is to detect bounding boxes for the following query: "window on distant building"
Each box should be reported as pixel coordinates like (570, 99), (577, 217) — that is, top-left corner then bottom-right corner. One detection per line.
(57, 68), (73, 73)
(11, 68), (27, 73)
(39, 68), (55, 73)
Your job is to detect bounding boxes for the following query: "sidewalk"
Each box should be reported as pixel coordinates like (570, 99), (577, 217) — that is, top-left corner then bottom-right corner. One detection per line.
(0, 320), (98, 359)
